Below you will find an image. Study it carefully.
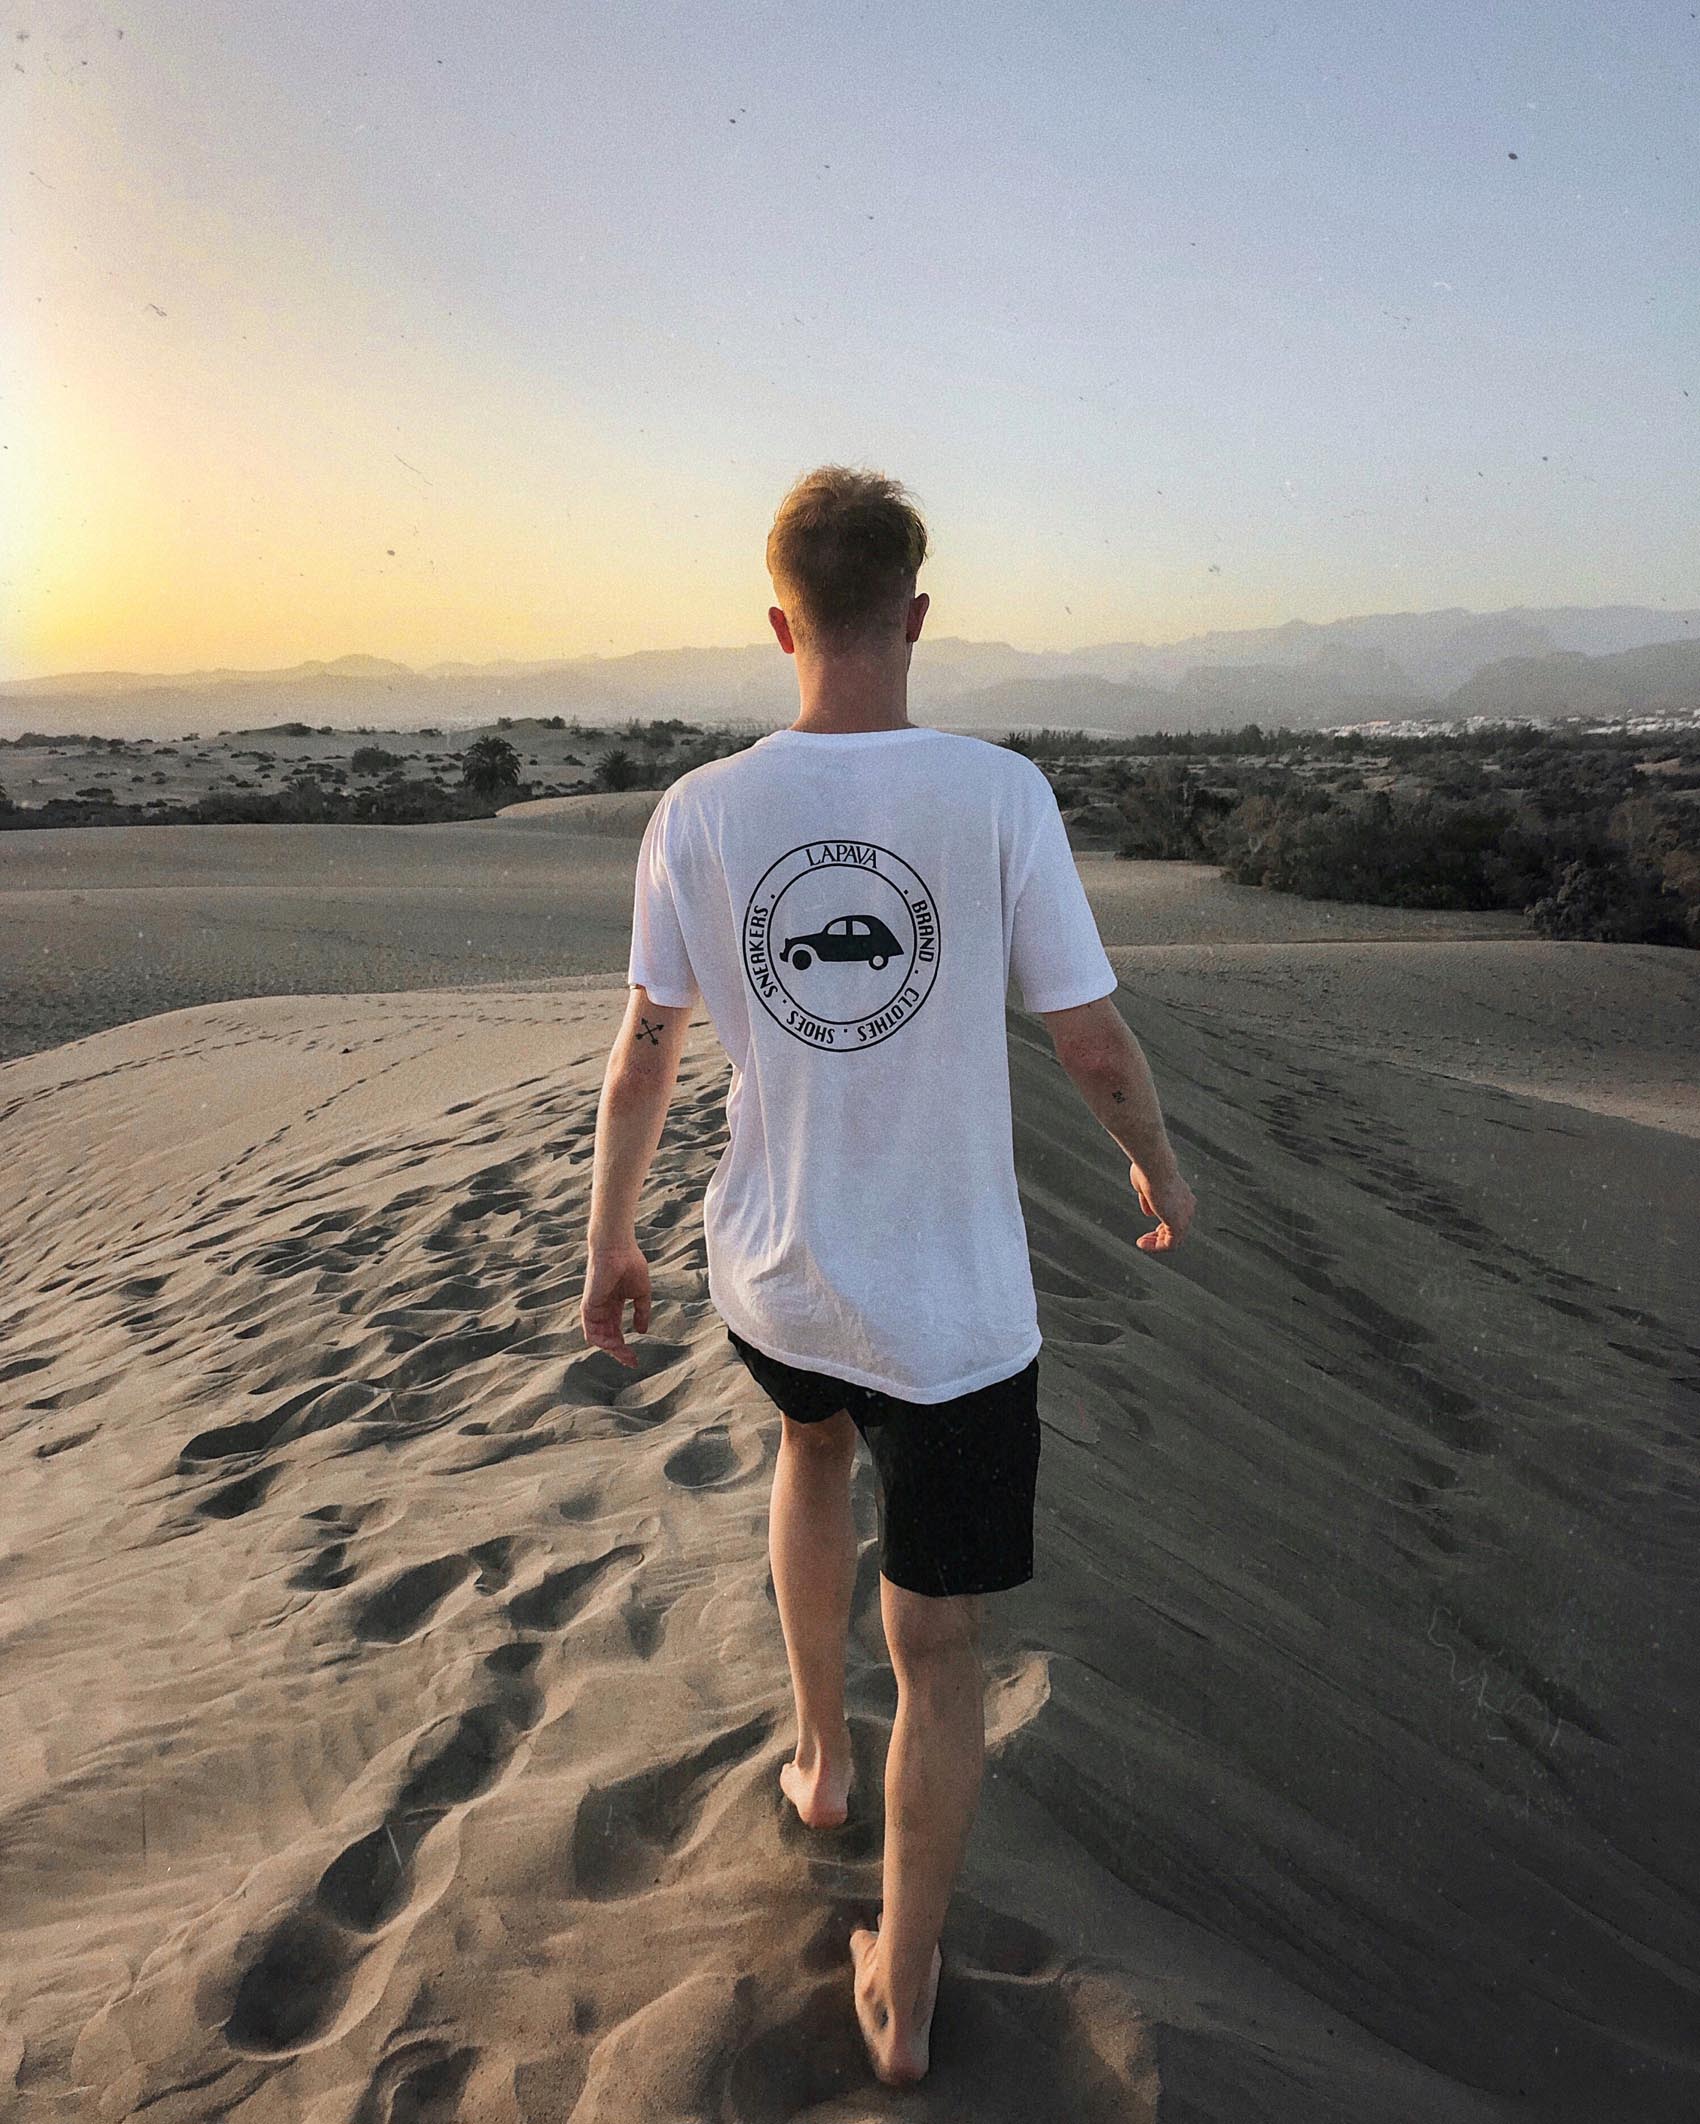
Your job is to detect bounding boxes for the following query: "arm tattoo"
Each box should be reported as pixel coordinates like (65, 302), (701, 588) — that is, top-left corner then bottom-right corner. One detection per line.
(634, 1016), (662, 1046)
(1110, 1088), (1125, 1102)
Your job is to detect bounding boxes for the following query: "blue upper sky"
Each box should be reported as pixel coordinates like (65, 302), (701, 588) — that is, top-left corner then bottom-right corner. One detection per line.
(6, 0), (1695, 677)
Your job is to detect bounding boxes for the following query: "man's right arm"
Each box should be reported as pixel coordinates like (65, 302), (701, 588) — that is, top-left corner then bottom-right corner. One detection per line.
(1037, 995), (1198, 1253)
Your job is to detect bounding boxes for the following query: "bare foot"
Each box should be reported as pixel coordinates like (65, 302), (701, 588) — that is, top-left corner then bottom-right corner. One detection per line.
(779, 1738), (854, 1828)
(850, 1919), (943, 2086)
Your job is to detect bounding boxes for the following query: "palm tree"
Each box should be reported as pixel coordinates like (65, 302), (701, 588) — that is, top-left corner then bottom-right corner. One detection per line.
(596, 746), (641, 792)
(460, 736), (523, 799)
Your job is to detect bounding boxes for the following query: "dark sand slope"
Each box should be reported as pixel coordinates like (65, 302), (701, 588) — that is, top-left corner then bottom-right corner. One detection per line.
(0, 983), (1695, 2120)
(1105, 936), (1700, 1138)
(1006, 999), (1698, 2120)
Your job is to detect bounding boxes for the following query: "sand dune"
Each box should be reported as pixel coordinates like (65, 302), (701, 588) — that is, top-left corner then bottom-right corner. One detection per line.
(495, 789), (667, 833)
(2, 968), (1695, 2119)
(3, 814), (1543, 1066)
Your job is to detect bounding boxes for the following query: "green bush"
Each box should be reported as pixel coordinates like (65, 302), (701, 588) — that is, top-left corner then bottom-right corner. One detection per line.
(1113, 763), (1238, 860)
(1526, 854), (1689, 945)
(1221, 788), (1522, 908)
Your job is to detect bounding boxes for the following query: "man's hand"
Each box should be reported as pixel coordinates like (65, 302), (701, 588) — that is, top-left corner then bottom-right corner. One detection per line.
(1131, 1161), (1197, 1253)
(581, 1237), (652, 1367)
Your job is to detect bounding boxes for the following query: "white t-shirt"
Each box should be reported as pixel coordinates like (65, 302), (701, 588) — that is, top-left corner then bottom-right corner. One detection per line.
(626, 724), (1118, 1403)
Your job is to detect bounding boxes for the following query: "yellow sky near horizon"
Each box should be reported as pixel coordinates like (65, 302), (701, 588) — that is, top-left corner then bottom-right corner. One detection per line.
(6, 52), (1219, 680)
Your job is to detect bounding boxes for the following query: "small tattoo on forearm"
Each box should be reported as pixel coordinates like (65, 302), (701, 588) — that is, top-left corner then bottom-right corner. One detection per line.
(634, 1017), (661, 1046)
(1110, 1089), (1126, 1102)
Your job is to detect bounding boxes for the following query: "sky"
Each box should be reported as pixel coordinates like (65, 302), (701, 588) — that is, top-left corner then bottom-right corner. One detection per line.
(4, 0), (1696, 682)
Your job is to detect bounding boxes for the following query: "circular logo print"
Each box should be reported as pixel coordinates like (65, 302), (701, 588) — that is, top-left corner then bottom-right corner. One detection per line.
(742, 838), (941, 1050)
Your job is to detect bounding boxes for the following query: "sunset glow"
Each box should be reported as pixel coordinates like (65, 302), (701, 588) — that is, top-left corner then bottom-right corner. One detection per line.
(6, 0), (1694, 681)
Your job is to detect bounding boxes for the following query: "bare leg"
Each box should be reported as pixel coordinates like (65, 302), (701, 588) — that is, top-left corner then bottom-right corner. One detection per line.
(851, 1579), (984, 2085)
(769, 1408), (859, 1827)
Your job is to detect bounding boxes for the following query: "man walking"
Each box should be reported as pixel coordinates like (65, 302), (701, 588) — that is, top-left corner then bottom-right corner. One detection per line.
(581, 465), (1196, 2086)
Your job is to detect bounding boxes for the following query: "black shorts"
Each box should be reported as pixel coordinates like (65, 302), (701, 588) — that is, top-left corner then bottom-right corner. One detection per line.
(724, 1326), (1041, 1599)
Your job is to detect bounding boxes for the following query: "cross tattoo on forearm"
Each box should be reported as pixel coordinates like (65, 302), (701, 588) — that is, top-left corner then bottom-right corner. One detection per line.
(634, 1017), (662, 1046)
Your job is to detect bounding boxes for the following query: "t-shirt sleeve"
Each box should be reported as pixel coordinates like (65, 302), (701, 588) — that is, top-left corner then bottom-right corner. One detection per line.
(627, 795), (700, 1008)
(1008, 774), (1119, 1014)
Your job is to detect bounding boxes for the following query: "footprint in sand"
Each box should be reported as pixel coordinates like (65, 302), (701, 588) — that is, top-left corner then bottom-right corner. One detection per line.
(504, 1545), (643, 1634)
(0, 1354), (54, 1387)
(225, 1651), (543, 2053)
(467, 1534), (522, 1593)
(451, 1423), (571, 1472)
(355, 2039), (479, 2117)
(290, 1530), (357, 1591)
(21, 1371), (121, 1414)
(730, 1896), (1158, 2117)
(663, 1421), (753, 1489)
(568, 1970), (755, 2123)
(348, 1554), (474, 1644)
(25, 1396), (97, 1450)
(180, 1378), (389, 1465)
(570, 1713), (777, 1900)
(222, 1908), (358, 2055)
(194, 1465), (281, 1520)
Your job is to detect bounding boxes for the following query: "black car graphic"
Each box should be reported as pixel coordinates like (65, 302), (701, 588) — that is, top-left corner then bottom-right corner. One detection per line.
(779, 914), (905, 972)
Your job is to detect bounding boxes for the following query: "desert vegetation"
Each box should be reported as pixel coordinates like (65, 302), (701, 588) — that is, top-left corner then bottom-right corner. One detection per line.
(1002, 721), (1700, 948)
(6, 712), (1695, 946)
(0, 717), (765, 829)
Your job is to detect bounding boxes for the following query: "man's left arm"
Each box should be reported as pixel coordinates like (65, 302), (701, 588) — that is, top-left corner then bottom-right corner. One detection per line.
(581, 985), (696, 1367)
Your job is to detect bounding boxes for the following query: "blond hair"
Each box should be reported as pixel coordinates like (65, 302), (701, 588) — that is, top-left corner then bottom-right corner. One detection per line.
(765, 464), (929, 650)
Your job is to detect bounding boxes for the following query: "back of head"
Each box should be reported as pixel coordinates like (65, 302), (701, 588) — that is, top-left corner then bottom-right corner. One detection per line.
(766, 464), (929, 653)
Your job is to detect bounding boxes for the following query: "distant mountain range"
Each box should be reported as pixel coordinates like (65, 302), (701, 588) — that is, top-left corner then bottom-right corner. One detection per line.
(3, 605), (1696, 742)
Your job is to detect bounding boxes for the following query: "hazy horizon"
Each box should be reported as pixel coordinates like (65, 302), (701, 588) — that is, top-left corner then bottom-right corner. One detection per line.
(10, 598), (1699, 698)
(8, 1), (1695, 685)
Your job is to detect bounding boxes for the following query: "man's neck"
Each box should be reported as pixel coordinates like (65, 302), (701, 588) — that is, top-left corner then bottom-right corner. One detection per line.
(788, 651), (913, 735)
